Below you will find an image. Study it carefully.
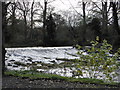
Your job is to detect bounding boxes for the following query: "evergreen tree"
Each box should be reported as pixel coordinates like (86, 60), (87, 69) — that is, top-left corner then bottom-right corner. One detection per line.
(89, 18), (102, 42)
(46, 13), (56, 46)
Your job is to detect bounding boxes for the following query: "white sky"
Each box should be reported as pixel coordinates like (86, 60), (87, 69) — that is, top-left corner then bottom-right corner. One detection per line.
(49, 0), (79, 11)
(32, 0), (80, 12)
(15, 0), (118, 13)
(33, 0), (108, 15)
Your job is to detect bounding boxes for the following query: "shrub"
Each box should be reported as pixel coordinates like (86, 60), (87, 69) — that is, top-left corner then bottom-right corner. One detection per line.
(73, 37), (119, 82)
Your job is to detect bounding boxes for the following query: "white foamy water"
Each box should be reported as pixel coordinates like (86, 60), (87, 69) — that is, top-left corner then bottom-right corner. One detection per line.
(5, 47), (79, 65)
(5, 47), (120, 82)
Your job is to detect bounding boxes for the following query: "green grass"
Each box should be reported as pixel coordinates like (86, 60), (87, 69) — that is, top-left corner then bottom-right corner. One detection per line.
(69, 78), (119, 86)
(4, 70), (119, 87)
(5, 70), (68, 80)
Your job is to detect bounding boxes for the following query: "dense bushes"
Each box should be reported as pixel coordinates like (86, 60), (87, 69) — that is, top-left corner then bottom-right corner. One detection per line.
(73, 37), (119, 82)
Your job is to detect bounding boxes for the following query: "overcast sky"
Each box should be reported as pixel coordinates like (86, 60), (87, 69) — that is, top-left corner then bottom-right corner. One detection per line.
(32, 0), (80, 12)
(32, 0), (108, 14)
(49, 0), (79, 11)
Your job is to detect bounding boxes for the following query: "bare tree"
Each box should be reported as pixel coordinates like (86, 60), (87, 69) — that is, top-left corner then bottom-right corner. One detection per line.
(42, 0), (55, 46)
(43, 0), (47, 46)
(11, 3), (17, 30)
(102, 2), (108, 37)
(7, 2), (17, 37)
(91, 1), (113, 40)
(16, 1), (30, 41)
(29, 0), (35, 40)
(28, 0), (42, 40)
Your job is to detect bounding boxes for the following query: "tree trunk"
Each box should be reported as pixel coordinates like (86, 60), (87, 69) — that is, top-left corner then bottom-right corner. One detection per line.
(82, 2), (86, 45)
(43, 0), (47, 46)
(30, 1), (34, 40)
(102, 2), (108, 39)
(23, 11), (27, 41)
(11, 3), (16, 37)
(2, 2), (10, 76)
(111, 2), (120, 35)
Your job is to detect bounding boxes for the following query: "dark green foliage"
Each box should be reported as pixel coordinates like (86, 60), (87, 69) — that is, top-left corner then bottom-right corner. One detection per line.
(45, 14), (56, 46)
(5, 19), (43, 47)
(88, 18), (102, 42)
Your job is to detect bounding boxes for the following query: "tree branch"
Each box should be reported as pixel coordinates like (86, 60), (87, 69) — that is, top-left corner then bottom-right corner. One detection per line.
(68, 0), (83, 17)
(92, 2), (102, 12)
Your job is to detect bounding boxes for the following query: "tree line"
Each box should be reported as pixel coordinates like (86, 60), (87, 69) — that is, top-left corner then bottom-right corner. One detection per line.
(2, 1), (120, 49)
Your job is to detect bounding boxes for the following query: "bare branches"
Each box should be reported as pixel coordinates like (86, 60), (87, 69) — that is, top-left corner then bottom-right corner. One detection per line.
(92, 2), (102, 12)
(68, 0), (83, 17)
(16, 1), (30, 18)
(107, 2), (112, 13)
(37, 2), (43, 10)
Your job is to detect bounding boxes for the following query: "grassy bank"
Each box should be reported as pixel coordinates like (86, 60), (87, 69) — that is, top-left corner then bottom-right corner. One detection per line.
(4, 70), (119, 87)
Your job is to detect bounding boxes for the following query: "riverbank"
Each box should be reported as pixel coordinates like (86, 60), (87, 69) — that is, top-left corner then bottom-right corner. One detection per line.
(2, 75), (119, 89)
